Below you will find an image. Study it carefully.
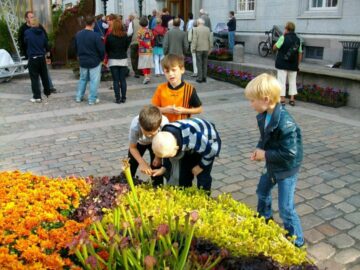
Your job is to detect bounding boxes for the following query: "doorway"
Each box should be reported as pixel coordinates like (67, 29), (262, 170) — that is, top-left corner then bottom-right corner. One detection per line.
(166, 0), (192, 22)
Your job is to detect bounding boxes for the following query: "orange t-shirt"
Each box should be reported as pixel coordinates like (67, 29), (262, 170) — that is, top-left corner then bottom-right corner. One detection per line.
(151, 81), (202, 122)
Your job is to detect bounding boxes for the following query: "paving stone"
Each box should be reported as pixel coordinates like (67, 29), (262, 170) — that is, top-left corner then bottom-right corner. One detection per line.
(241, 186), (257, 195)
(302, 214), (324, 231)
(316, 224), (339, 237)
(347, 195), (360, 207)
(331, 218), (355, 230)
(334, 248), (360, 264)
(219, 183), (242, 193)
(222, 174), (245, 183)
(307, 198), (331, 210)
(296, 203), (314, 216)
(297, 189), (320, 200)
(317, 259), (346, 270)
(329, 233), (356, 249)
(336, 202), (357, 214)
(323, 193), (344, 204)
(315, 206), (343, 221)
(307, 242), (336, 261)
(327, 179), (347, 188)
(344, 212), (360, 225)
(303, 228), (325, 244)
(349, 226), (360, 241)
(335, 188), (357, 198)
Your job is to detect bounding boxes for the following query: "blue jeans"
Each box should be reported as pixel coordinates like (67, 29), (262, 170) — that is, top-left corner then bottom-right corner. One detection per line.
(228, 31), (235, 52)
(76, 64), (102, 103)
(256, 172), (304, 246)
(109, 66), (127, 101)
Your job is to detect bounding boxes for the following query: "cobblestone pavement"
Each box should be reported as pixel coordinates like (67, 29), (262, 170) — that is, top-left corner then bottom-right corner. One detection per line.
(1, 69), (360, 269)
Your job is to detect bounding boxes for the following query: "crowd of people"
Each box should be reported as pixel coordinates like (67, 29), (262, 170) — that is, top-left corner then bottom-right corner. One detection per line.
(18, 8), (304, 248)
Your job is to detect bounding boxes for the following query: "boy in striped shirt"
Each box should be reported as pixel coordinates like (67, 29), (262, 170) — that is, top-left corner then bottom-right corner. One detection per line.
(151, 118), (221, 191)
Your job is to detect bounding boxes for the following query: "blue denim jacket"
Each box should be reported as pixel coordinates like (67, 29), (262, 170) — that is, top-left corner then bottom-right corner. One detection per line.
(256, 103), (303, 180)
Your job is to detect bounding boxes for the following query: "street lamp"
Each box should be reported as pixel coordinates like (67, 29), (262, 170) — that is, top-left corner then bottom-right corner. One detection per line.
(138, 0), (143, 17)
(101, 0), (109, 16)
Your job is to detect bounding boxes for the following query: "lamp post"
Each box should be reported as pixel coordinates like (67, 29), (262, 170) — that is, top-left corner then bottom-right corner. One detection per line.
(138, 0), (143, 17)
(101, 0), (109, 16)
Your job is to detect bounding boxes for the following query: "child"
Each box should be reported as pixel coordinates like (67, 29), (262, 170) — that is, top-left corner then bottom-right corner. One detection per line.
(244, 73), (304, 247)
(128, 105), (169, 186)
(137, 16), (154, 84)
(151, 118), (221, 192)
(151, 54), (203, 122)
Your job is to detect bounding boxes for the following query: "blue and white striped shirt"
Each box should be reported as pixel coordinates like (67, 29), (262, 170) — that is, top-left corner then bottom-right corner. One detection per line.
(163, 118), (221, 168)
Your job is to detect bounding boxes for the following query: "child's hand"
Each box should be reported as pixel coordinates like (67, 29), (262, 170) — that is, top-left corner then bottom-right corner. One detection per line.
(251, 149), (265, 161)
(163, 105), (176, 114)
(139, 162), (152, 175)
(152, 167), (166, 177)
(192, 165), (203, 176)
(152, 157), (161, 167)
(173, 106), (184, 115)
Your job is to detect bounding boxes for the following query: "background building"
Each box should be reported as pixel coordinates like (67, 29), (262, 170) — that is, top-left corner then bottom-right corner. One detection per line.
(53, 0), (360, 66)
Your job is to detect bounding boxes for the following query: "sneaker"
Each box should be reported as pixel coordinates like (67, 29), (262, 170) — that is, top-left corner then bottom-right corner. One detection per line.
(143, 77), (150, 84)
(88, 98), (100, 105)
(191, 73), (198, 77)
(50, 88), (57, 93)
(30, 98), (42, 103)
(75, 98), (83, 103)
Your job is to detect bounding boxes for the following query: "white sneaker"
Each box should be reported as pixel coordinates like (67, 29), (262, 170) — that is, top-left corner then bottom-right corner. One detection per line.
(143, 77), (150, 84)
(30, 98), (42, 103)
(88, 98), (100, 105)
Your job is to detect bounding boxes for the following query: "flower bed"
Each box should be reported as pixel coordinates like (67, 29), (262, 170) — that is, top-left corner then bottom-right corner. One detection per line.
(0, 170), (318, 269)
(184, 58), (348, 107)
(208, 49), (233, 61)
(296, 84), (348, 108)
(0, 171), (90, 269)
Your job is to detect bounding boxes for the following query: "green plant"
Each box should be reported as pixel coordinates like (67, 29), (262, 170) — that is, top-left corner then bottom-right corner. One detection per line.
(0, 16), (14, 53)
(70, 161), (221, 270)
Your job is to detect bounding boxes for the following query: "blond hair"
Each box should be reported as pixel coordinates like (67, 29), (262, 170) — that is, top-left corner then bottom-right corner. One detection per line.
(244, 73), (281, 104)
(152, 132), (178, 158)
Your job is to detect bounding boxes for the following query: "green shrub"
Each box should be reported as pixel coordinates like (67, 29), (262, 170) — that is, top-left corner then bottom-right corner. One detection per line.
(0, 17), (14, 53)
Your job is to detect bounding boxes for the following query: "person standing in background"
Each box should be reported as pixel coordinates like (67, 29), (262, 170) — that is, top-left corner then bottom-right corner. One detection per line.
(152, 18), (167, 76)
(75, 16), (105, 105)
(127, 12), (142, 78)
(187, 16), (198, 77)
(149, 9), (158, 30)
(199, 9), (212, 32)
(191, 18), (212, 83)
(106, 19), (131, 103)
(273, 22), (302, 106)
(24, 17), (51, 102)
(227, 11), (236, 52)
(137, 16), (154, 84)
(163, 18), (189, 57)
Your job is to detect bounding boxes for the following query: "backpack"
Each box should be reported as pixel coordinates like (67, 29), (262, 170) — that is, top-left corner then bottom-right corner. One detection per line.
(155, 34), (164, 47)
(283, 35), (300, 62)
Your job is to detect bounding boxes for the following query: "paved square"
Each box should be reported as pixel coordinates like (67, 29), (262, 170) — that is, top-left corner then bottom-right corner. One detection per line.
(1, 69), (359, 269)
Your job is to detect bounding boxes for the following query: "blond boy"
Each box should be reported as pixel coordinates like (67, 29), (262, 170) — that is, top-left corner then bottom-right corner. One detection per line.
(244, 73), (304, 247)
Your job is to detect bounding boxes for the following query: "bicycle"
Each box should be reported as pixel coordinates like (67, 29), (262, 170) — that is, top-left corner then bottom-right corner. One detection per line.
(258, 30), (273, 57)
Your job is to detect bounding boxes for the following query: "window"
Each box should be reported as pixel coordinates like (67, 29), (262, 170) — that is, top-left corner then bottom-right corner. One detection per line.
(310, 0), (338, 9)
(237, 0), (255, 12)
(298, 0), (342, 19)
(305, 46), (324, 59)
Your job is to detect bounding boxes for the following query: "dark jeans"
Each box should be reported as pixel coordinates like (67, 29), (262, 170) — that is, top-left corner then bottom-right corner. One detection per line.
(177, 152), (214, 191)
(130, 44), (141, 76)
(110, 66), (127, 101)
(128, 143), (163, 187)
(196, 51), (208, 81)
(28, 56), (50, 99)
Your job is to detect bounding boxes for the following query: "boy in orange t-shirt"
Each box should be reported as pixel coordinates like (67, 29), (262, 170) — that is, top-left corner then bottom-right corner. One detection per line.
(151, 54), (202, 122)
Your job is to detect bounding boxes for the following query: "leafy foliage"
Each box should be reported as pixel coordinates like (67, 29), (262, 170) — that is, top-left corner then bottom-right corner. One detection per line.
(0, 17), (14, 53)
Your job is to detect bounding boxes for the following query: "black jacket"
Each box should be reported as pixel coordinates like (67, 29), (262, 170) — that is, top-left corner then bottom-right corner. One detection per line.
(256, 103), (303, 180)
(227, 17), (236, 32)
(24, 27), (49, 58)
(275, 32), (300, 71)
(18, 23), (48, 59)
(105, 34), (131, 59)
